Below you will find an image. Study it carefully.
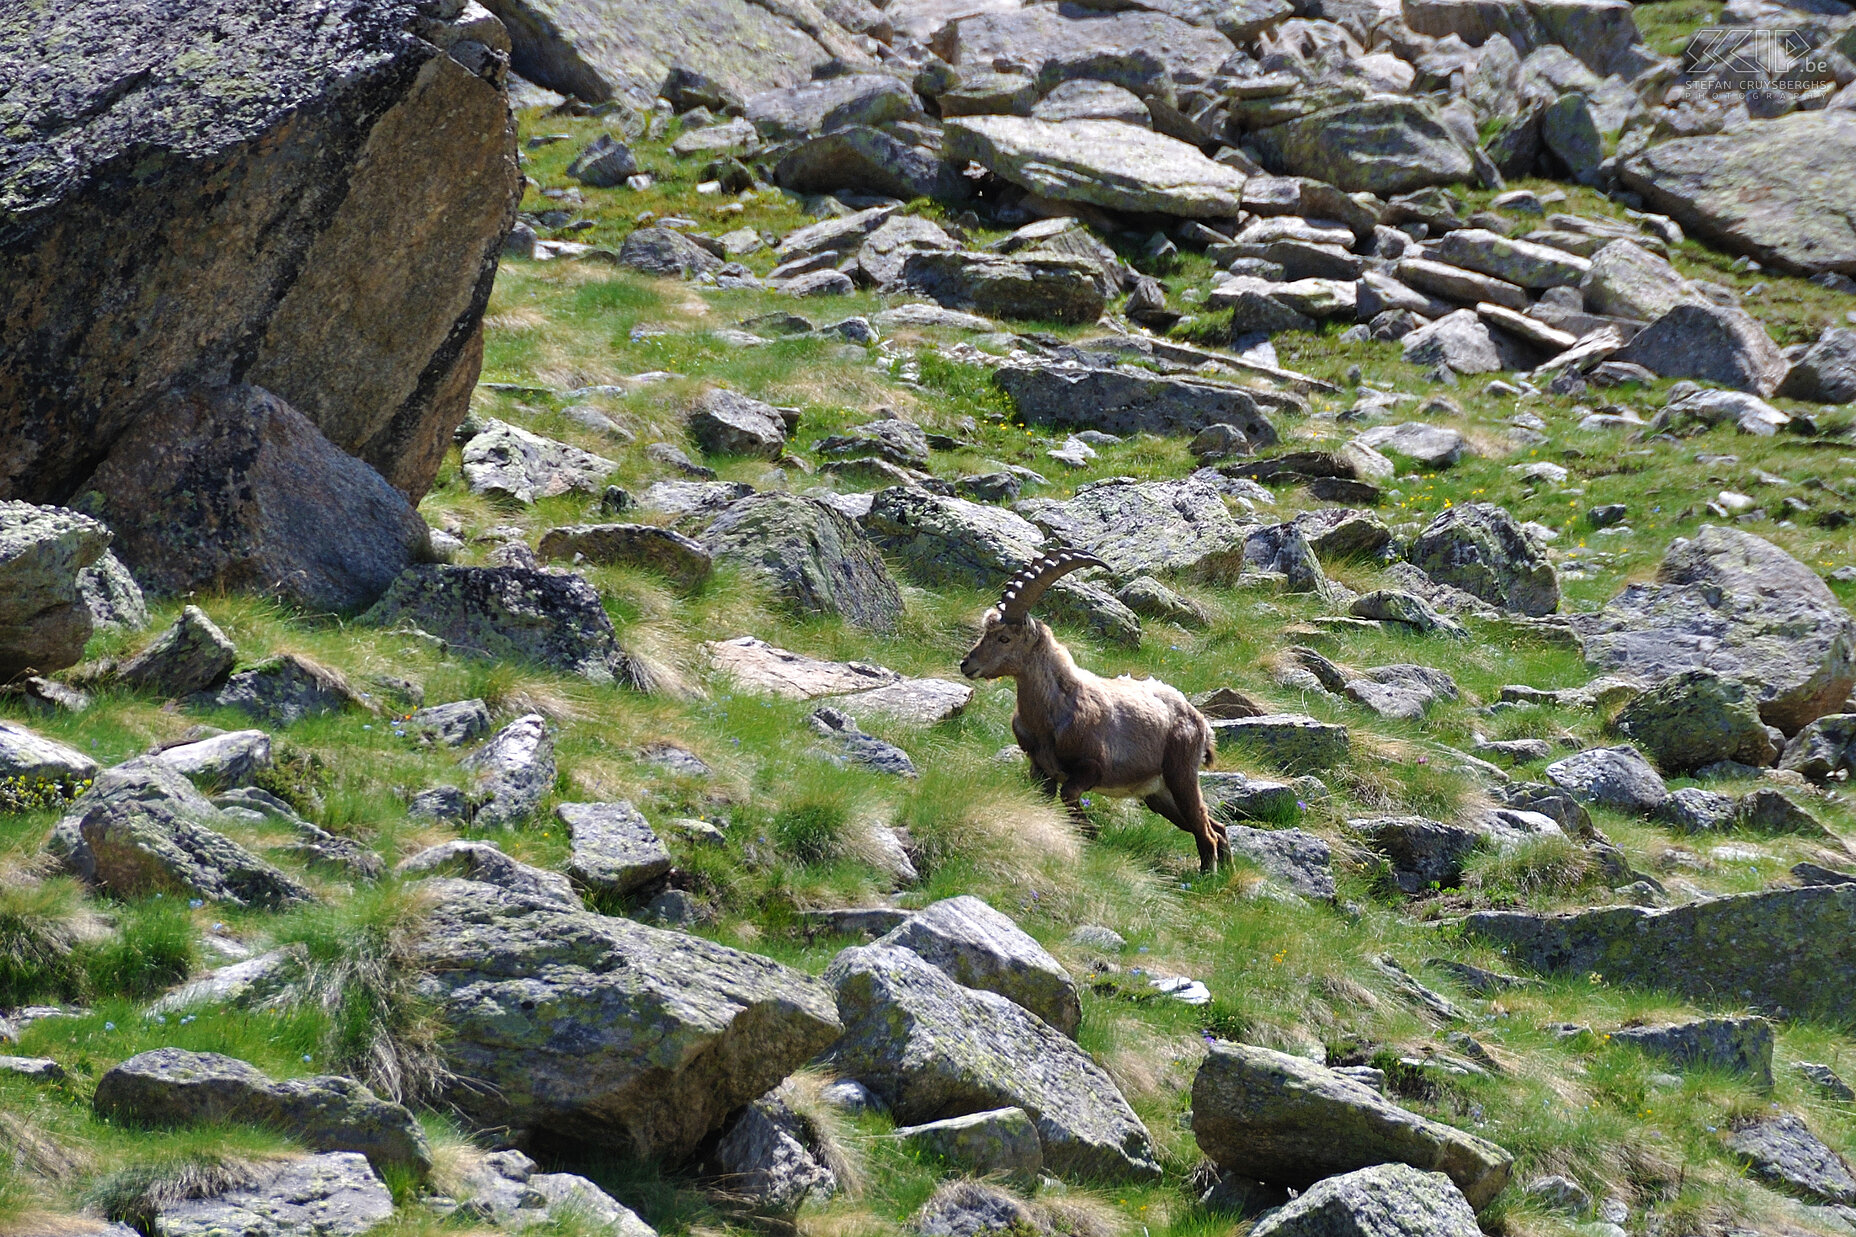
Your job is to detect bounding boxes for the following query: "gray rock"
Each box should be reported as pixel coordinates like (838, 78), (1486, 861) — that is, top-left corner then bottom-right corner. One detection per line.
(1525, 1175), (1592, 1215)
(1581, 240), (1700, 322)
(873, 304), (997, 333)
(816, 418), (930, 470)
(1224, 825), (1335, 901)
(0, 1056), (64, 1082)
(1464, 884), (1856, 1022)
(1780, 714), (1856, 780)
(620, 227), (725, 278)
(1614, 303), (1790, 397)
(897, 251), (1107, 325)
(0, 719), (99, 787)
(748, 74), (920, 141)
(703, 493), (903, 632)
(935, 4), (1232, 96)
(542, 522), (713, 591)
(1725, 1114), (1856, 1205)
(0, 0), (518, 506)
(1067, 925), (1126, 952)
(996, 364), (1281, 444)
(1433, 228), (1589, 289)
(1608, 1016), (1774, 1088)
(118, 606), (237, 697)
(1249, 1163), (1482, 1237)
(459, 1148), (656, 1237)
(1353, 423), (1467, 470)
(1250, 98), (1475, 195)
(1344, 665), (1459, 721)
(1545, 745), (1667, 815)
(1778, 327), (1856, 404)
(1200, 771), (1300, 819)
(567, 134), (637, 187)
(775, 128), (968, 202)
(462, 418), (617, 504)
(946, 117), (1246, 218)
(1117, 575), (1212, 628)
(897, 1107), (1043, 1180)
(408, 862), (842, 1157)
(77, 551), (148, 633)
(877, 895), (1081, 1037)
(1796, 1063), (1856, 1102)
(1016, 478), (1247, 580)
(155, 1152), (393, 1237)
(1576, 527), (1856, 734)
(808, 706), (917, 777)
(463, 714), (554, 827)
(1031, 80), (1150, 126)
(1654, 787), (1738, 833)
(1350, 816), (1483, 894)
(1191, 1043), (1513, 1209)
(1349, 590), (1464, 637)
(1734, 788), (1830, 837)
(159, 730), (272, 789)
(94, 1048), (430, 1176)
(1614, 670), (1777, 772)
(1540, 93), (1603, 186)
(404, 699), (491, 748)
(190, 654), (363, 727)
(558, 801), (672, 895)
(1408, 503), (1558, 615)
(49, 756), (313, 907)
(1398, 311), (1508, 376)
(397, 840), (576, 906)
(709, 1091), (836, 1216)
(911, 1181), (1039, 1237)
(363, 565), (646, 686)
(688, 388), (788, 459)
(0, 502), (111, 679)
(824, 943), (1160, 1181)
(1213, 715), (1350, 770)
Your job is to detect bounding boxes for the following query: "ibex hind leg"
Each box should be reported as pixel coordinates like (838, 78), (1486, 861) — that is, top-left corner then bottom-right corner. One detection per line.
(1162, 747), (1226, 873)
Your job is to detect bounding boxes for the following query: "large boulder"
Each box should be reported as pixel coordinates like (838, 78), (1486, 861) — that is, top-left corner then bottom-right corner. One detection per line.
(1613, 670), (1777, 772)
(1777, 327), (1856, 405)
(1191, 1043), (1513, 1209)
(461, 418), (617, 504)
(701, 493), (904, 632)
(1618, 112), (1856, 277)
(153, 1152), (392, 1237)
(1249, 99), (1475, 195)
(875, 896), (1081, 1037)
(1544, 745), (1667, 815)
(537, 524), (712, 591)
(1614, 303), (1789, 397)
(1015, 478), (1248, 579)
(775, 128), (968, 202)
(0, 502), (111, 679)
(897, 251), (1108, 324)
(824, 944), (1161, 1181)
(687, 389), (789, 459)
(1432, 229), (1589, 289)
(747, 75), (920, 141)
(1464, 884), (1856, 1022)
(558, 801), (672, 895)
(0, 0), (520, 505)
(1576, 527), (1856, 734)
(1581, 239), (1700, 322)
(72, 384), (432, 612)
(95, 1048), (429, 1176)
(931, 5), (1234, 90)
(363, 565), (645, 686)
(1407, 503), (1558, 616)
(47, 757), (314, 908)
(945, 117), (1247, 218)
(1609, 1016), (1774, 1089)
(995, 364), (1281, 443)
(406, 854), (843, 1158)
(1250, 1164), (1482, 1237)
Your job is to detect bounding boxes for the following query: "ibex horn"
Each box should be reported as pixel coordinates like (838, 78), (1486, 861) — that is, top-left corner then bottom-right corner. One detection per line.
(997, 551), (1108, 623)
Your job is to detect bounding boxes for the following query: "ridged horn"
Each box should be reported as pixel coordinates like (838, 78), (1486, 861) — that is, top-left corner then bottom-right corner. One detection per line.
(996, 551), (1108, 623)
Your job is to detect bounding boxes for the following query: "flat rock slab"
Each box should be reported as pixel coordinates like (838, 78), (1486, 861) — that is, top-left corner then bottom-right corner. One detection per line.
(1225, 825), (1335, 901)
(0, 718), (99, 784)
(463, 419), (616, 504)
(1191, 1043), (1513, 1209)
(996, 363), (1282, 445)
(155, 1152), (393, 1237)
(896, 1107), (1043, 1179)
(558, 800), (672, 895)
(1609, 1016), (1774, 1088)
(1464, 884), (1856, 1022)
(834, 678), (974, 727)
(1213, 715), (1350, 770)
(705, 637), (970, 724)
(946, 117), (1247, 218)
(1015, 477), (1248, 579)
(877, 895), (1080, 1036)
(1725, 1114), (1856, 1205)
(538, 524), (713, 590)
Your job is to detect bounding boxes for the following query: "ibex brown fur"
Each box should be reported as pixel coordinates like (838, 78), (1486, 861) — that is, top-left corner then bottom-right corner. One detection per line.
(961, 552), (1228, 872)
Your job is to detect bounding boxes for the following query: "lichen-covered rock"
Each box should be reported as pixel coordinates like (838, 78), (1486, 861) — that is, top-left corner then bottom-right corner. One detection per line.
(1544, 745), (1667, 815)
(0, 503), (111, 679)
(1609, 1016), (1774, 1088)
(158, 730), (273, 789)
(1777, 327), (1856, 404)
(707, 1091), (837, 1216)
(558, 800), (672, 895)
(189, 654), (365, 727)
(71, 384), (433, 612)
(702, 493), (904, 632)
(1614, 303), (1790, 396)
(459, 1148), (657, 1237)
(1349, 816), (1483, 894)
(117, 606), (237, 697)
(997, 364), (1281, 444)
(0, 0), (520, 504)
(77, 551), (148, 633)
(1464, 884), (1856, 1022)
(897, 1108), (1043, 1180)
(748, 75), (920, 141)
(897, 251), (1107, 324)
(1577, 527), (1856, 734)
(619, 227), (725, 278)
(363, 565), (645, 686)
(538, 523), (712, 591)
(1249, 1163), (1483, 1237)
(1614, 670), (1776, 772)
(1191, 1043), (1513, 1209)
(688, 389), (789, 458)
(463, 714), (555, 827)
(155, 1152), (393, 1237)
(876, 896), (1081, 1038)
(825, 944), (1161, 1181)
(0, 720), (100, 787)
(775, 127), (969, 202)
(1407, 503), (1558, 616)
(946, 117), (1247, 218)
(1213, 715), (1350, 770)
(1249, 98), (1475, 195)
(1224, 825), (1335, 901)
(1015, 478), (1247, 580)
(462, 418), (617, 504)
(407, 863), (843, 1158)
(95, 1048), (430, 1176)
(1779, 714), (1856, 781)
(1725, 1114), (1856, 1204)
(404, 699), (492, 748)
(397, 839), (576, 905)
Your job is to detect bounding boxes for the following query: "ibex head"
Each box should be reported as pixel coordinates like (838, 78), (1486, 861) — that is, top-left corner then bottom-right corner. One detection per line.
(960, 552), (1106, 680)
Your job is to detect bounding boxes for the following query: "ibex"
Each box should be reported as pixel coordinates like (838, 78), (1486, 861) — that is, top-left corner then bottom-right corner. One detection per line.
(960, 552), (1228, 872)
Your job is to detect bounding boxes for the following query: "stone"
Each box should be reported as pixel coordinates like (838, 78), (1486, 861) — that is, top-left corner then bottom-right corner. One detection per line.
(566, 134), (637, 187)
(538, 524), (712, 591)
(462, 418), (617, 504)
(1464, 884), (1856, 1022)
(189, 654), (364, 727)
(706, 637), (898, 699)
(996, 365), (1281, 444)
(0, 720), (99, 788)
(1224, 825), (1335, 901)
(703, 493), (904, 631)
(1015, 478), (1247, 579)
(154, 1152), (393, 1237)
(897, 1108), (1043, 1179)
(458, 1149), (656, 1237)
(95, 1048), (429, 1176)
(897, 251), (1107, 325)
(708, 1091), (836, 1216)
(1655, 787), (1738, 833)
(1350, 816), (1483, 893)
(1545, 745), (1667, 815)
(1539, 93), (1603, 186)
(1200, 770), (1299, 817)
(1614, 303), (1790, 397)
(620, 227), (725, 278)
(553, 800), (670, 896)
(1355, 423), (1469, 471)
(688, 389), (788, 459)
(1778, 328), (1856, 404)
(399, 701), (487, 752)
(364, 565), (644, 686)
(1581, 240), (1699, 322)
(777, 128), (969, 202)
(808, 706), (917, 777)
(1619, 111), (1856, 277)
(1249, 99), (1476, 195)
(77, 551), (147, 632)
(1725, 1115), (1856, 1205)
(1213, 715), (1350, 770)
(118, 606), (237, 697)
(1614, 670), (1778, 773)
(874, 304), (996, 333)
(816, 419), (930, 470)
(159, 730), (272, 789)
(1608, 1016), (1774, 1088)
(946, 117), (1247, 218)
(1399, 311), (1511, 376)
(1344, 665), (1460, 721)
(1780, 714), (1856, 780)
(1117, 576), (1212, 628)
(1191, 1043), (1513, 1209)
(1525, 1176), (1592, 1214)
(1576, 527), (1856, 734)
(463, 714), (554, 828)
(1350, 590), (1463, 637)
(0, 0), (518, 505)
(1249, 1163), (1482, 1237)
(398, 839), (575, 905)
(0, 1056), (64, 1082)
(877, 896), (1081, 1037)
(747, 74), (919, 141)
(0, 503), (112, 679)
(1032, 80), (1150, 126)
(911, 1181), (1039, 1237)
(407, 858), (841, 1156)
(1735, 788), (1829, 837)
(49, 757), (313, 908)
(1433, 228), (1589, 289)
(1797, 1063), (1855, 1101)
(825, 943), (1160, 1181)
(1409, 503), (1558, 615)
